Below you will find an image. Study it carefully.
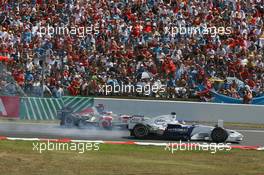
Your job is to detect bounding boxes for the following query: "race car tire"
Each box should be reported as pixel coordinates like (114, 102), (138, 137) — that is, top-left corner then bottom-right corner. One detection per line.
(60, 117), (65, 126)
(133, 124), (149, 139)
(130, 130), (135, 136)
(65, 116), (74, 128)
(182, 135), (191, 141)
(99, 119), (112, 130)
(211, 127), (228, 143)
(78, 119), (87, 129)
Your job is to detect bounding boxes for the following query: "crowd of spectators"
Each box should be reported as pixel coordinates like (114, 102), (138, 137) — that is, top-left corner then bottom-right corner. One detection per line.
(0, 0), (263, 102)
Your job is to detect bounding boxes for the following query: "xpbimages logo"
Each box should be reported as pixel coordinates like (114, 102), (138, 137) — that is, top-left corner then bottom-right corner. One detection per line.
(164, 141), (232, 154)
(164, 25), (233, 37)
(39, 24), (100, 38)
(99, 83), (166, 95)
(32, 141), (100, 154)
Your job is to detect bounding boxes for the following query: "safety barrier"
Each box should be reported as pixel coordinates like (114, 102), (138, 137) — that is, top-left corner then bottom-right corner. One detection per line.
(95, 98), (264, 124)
(19, 96), (94, 120)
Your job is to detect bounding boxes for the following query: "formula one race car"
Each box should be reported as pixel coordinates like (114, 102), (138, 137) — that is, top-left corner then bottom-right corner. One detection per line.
(128, 112), (243, 143)
(58, 104), (130, 129)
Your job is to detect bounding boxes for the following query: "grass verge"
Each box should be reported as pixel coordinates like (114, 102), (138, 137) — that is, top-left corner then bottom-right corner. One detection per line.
(0, 140), (264, 175)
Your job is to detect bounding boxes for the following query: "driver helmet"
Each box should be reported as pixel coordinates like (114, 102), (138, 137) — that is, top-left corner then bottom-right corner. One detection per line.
(171, 112), (177, 120)
(96, 104), (105, 113)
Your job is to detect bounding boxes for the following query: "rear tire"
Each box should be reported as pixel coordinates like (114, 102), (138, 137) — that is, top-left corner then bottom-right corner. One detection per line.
(211, 127), (228, 143)
(65, 116), (74, 128)
(130, 130), (135, 136)
(78, 119), (87, 129)
(133, 124), (149, 139)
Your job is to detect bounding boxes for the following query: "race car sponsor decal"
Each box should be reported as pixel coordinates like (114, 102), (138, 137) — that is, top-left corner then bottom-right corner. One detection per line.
(154, 119), (167, 125)
(130, 116), (143, 123)
(167, 127), (188, 133)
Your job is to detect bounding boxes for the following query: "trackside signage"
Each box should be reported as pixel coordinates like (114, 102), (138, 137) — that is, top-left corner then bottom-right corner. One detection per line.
(0, 96), (20, 118)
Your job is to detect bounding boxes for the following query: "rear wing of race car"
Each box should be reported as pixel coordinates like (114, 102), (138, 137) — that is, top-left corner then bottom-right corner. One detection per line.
(57, 107), (74, 119)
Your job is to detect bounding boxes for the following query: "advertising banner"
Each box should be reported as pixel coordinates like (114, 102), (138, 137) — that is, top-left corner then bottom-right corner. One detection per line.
(19, 96), (94, 120)
(0, 96), (20, 118)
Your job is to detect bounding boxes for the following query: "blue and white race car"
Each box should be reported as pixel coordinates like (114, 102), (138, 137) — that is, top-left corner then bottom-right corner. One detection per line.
(128, 112), (243, 143)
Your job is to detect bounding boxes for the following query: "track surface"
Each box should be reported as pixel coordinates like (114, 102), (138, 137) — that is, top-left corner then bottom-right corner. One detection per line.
(0, 122), (264, 146)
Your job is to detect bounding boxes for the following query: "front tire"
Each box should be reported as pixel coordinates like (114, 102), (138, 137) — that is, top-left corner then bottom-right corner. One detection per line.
(211, 127), (228, 143)
(133, 124), (149, 139)
(99, 119), (112, 130)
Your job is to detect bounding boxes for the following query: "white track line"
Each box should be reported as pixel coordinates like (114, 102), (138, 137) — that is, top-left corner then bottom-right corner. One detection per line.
(236, 130), (264, 133)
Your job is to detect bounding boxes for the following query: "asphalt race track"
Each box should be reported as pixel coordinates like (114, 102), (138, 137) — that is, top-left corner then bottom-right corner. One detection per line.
(0, 121), (264, 146)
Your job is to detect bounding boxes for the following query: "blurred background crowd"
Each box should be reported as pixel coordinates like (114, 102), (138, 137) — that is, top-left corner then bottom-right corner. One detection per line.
(0, 0), (263, 103)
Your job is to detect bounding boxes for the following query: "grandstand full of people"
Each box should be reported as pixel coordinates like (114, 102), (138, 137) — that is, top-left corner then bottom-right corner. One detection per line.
(0, 0), (263, 104)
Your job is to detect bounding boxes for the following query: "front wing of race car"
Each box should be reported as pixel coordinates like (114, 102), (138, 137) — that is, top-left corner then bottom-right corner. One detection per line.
(188, 125), (243, 143)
